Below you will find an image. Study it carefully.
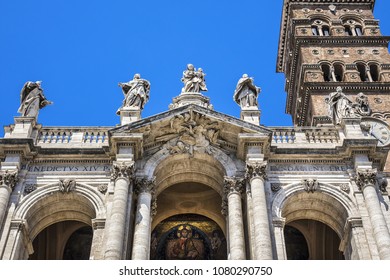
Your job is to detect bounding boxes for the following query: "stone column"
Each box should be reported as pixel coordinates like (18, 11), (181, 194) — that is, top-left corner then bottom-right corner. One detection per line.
(104, 162), (134, 260)
(356, 169), (390, 260)
(0, 170), (18, 233)
(273, 218), (287, 260)
(131, 177), (156, 260)
(223, 177), (246, 260)
(246, 162), (273, 260)
(245, 184), (255, 259)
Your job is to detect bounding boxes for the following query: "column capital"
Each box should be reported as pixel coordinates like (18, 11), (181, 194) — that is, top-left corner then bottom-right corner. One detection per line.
(355, 168), (377, 191)
(0, 170), (18, 191)
(245, 162), (267, 181)
(135, 177), (156, 196)
(111, 161), (134, 182)
(223, 176), (245, 196)
(222, 177), (245, 217)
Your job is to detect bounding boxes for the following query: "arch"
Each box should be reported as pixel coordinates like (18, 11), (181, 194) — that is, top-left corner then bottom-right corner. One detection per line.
(368, 62), (380, 82)
(272, 182), (358, 238)
(356, 62), (369, 82)
(143, 148), (241, 195)
(333, 62), (344, 82)
(310, 17), (331, 36)
(14, 182), (106, 240)
(320, 63), (332, 82)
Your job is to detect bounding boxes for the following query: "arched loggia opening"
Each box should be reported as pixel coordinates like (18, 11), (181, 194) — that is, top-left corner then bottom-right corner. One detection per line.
(8, 183), (106, 260)
(281, 191), (347, 260)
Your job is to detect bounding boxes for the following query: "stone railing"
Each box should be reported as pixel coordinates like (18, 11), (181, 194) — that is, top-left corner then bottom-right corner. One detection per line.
(37, 127), (111, 146)
(271, 127), (340, 144)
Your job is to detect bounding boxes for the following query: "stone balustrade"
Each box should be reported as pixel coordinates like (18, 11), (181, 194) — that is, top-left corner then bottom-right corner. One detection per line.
(271, 127), (341, 145)
(37, 127), (110, 147)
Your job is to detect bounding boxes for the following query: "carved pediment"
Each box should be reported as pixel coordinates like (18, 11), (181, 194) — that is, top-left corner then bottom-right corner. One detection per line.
(109, 105), (271, 154)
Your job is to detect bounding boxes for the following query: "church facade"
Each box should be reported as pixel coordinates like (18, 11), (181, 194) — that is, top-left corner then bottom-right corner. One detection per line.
(1, 0), (390, 260)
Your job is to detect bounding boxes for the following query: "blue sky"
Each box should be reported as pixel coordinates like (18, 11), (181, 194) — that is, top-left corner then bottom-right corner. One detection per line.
(1, 0), (390, 134)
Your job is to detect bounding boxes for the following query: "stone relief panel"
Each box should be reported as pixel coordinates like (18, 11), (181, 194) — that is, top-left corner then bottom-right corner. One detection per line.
(153, 112), (221, 156)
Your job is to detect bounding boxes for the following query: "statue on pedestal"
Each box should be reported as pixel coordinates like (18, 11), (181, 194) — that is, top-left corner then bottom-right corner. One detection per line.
(117, 74), (150, 114)
(326, 86), (353, 124)
(181, 64), (208, 93)
(233, 74), (260, 108)
(18, 81), (52, 117)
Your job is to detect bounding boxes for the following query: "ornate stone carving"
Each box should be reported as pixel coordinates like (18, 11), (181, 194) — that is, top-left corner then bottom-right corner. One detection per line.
(117, 74), (150, 113)
(326, 87), (371, 125)
(181, 64), (208, 93)
(0, 170), (18, 190)
(245, 163), (267, 180)
(353, 93), (372, 116)
(158, 112), (220, 156)
(223, 177), (245, 196)
(340, 183), (351, 193)
(59, 179), (76, 193)
(111, 162), (134, 181)
(221, 177), (245, 217)
(98, 184), (108, 194)
(151, 198), (158, 218)
(135, 177), (156, 195)
(233, 74), (261, 108)
(355, 169), (377, 191)
(302, 179), (318, 193)
(24, 184), (37, 195)
(378, 177), (388, 193)
(270, 183), (282, 193)
(18, 81), (52, 117)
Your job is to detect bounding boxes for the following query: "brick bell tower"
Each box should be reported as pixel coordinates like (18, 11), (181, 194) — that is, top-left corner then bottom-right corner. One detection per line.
(276, 0), (390, 127)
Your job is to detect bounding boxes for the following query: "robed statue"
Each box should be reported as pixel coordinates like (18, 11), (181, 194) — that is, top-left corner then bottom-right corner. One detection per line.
(326, 86), (354, 125)
(233, 74), (260, 108)
(181, 64), (208, 93)
(117, 74), (150, 114)
(18, 81), (52, 117)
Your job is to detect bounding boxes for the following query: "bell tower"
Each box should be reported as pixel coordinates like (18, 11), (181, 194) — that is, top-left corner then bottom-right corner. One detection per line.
(277, 0), (390, 127)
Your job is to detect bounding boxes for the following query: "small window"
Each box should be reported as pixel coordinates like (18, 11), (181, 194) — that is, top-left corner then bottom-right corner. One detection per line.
(312, 26), (319, 36)
(356, 26), (363, 36)
(345, 26), (353, 36)
(323, 26), (330, 36)
(321, 64), (332, 82)
(357, 63), (368, 82)
(370, 64), (379, 82)
(334, 64), (344, 82)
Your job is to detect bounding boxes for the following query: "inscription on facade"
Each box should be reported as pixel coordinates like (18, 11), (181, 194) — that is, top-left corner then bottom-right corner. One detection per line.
(23, 165), (111, 173)
(269, 165), (351, 172)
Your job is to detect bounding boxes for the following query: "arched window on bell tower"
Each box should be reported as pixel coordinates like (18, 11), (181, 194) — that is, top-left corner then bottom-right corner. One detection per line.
(321, 63), (332, 82)
(333, 63), (344, 82)
(311, 19), (330, 36)
(357, 62), (370, 81)
(369, 63), (380, 82)
(343, 19), (364, 36)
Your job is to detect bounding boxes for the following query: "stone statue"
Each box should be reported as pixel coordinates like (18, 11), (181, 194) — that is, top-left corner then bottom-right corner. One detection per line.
(181, 64), (208, 93)
(326, 86), (354, 125)
(117, 74), (150, 114)
(353, 92), (371, 116)
(18, 81), (52, 117)
(233, 74), (261, 108)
